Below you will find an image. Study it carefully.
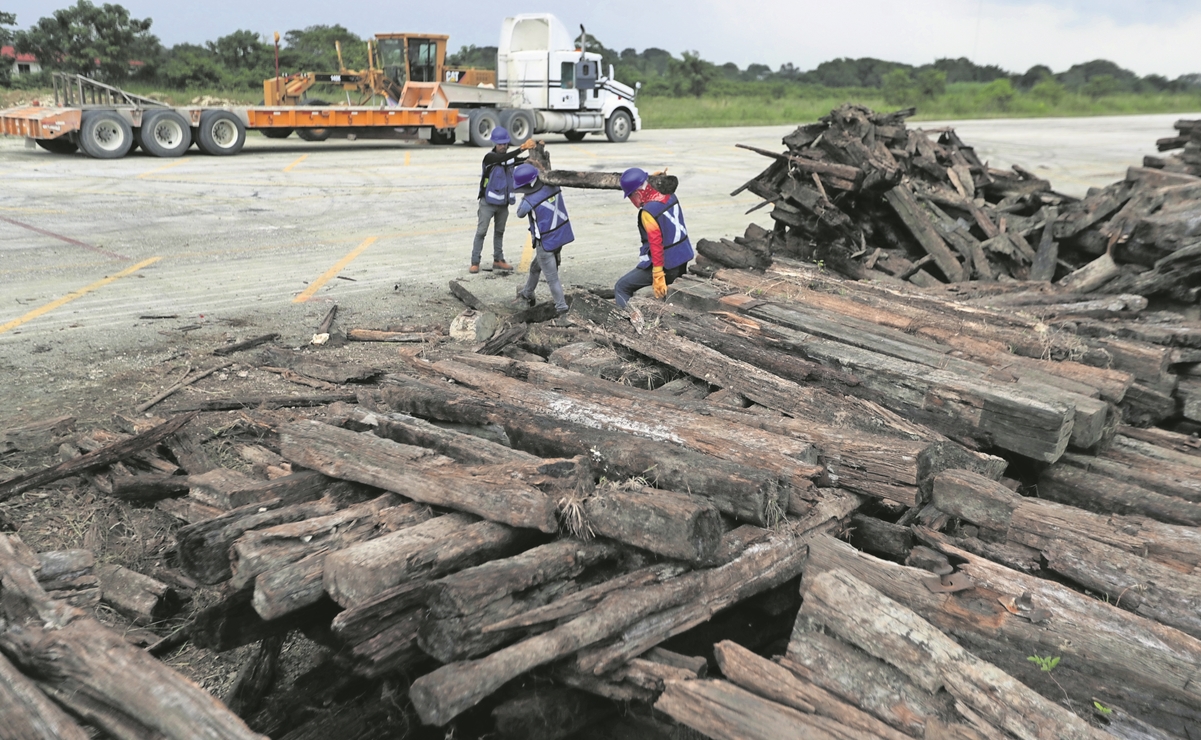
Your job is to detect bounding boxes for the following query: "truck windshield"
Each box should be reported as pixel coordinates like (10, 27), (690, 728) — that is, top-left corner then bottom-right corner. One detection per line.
(408, 38), (438, 82)
(377, 39), (406, 86)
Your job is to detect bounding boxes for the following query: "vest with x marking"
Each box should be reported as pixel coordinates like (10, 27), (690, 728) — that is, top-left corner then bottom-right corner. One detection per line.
(637, 194), (694, 270)
(522, 184), (575, 251)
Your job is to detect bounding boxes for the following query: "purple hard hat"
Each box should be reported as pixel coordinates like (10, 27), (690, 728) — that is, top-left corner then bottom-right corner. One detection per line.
(620, 167), (648, 198)
(514, 163), (539, 189)
(490, 126), (511, 145)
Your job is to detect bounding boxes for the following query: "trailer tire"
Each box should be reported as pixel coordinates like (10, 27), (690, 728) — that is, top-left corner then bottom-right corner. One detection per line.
(36, 138), (79, 154)
(137, 110), (192, 157)
(196, 111), (246, 156)
(261, 128), (293, 139)
(500, 109), (535, 145)
(296, 98), (331, 142)
(467, 109), (501, 147)
(78, 111), (134, 159)
(605, 110), (632, 143)
(564, 131), (587, 142)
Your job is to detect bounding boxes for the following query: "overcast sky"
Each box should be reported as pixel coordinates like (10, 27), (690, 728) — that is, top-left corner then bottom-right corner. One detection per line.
(6, 0), (1200, 78)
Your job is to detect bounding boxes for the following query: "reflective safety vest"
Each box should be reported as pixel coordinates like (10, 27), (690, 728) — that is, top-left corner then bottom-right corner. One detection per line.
(637, 194), (694, 270)
(481, 160), (514, 206)
(521, 184), (574, 251)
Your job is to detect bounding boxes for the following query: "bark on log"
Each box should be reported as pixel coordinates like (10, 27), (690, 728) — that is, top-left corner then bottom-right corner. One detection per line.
(806, 534), (1201, 735)
(407, 514), (837, 726)
(229, 494), (402, 590)
(1037, 465), (1201, 526)
(655, 679), (855, 740)
(322, 513), (531, 608)
(1058, 451), (1201, 503)
(0, 535), (266, 740)
(95, 564), (177, 625)
(0, 412), (197, 501)
(337, 607), (427, 678)
(0, 651), (91, 740)
(541, 169), (677, 193)
(380, 373), (792, 525)
(714, 640), (911, 740)
(177, 498), (337, 585)
(279, 421), (560, 533)
(583, 486), (723, 563)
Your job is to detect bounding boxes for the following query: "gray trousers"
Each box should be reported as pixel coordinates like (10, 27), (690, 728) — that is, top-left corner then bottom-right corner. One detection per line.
(520, 246), (568, 313)
(471, 201), (508, 265)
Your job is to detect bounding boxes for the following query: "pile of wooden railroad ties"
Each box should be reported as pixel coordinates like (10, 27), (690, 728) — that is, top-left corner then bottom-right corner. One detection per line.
(0, 110), (1200, 740)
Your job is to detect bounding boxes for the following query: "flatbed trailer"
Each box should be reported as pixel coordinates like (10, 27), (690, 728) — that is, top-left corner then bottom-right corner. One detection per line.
(0, 73), (462, 159)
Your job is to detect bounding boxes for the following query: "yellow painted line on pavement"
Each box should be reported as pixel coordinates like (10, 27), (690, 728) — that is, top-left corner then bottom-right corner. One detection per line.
(0, 256), (162, 335)
(0, 206), (66, 214)
(294, 236), (378, 303)
(518, 233), (534, 273)
(644, 144), (677, 157)
(136, 158), (190, 179)
(567, 144), (598, 158)
(283, 154), (309, 172)
(404, 151), (411, 166)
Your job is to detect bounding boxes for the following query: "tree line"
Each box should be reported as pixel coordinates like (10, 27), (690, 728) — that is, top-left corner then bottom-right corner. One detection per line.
(3, 0), (1199, 103)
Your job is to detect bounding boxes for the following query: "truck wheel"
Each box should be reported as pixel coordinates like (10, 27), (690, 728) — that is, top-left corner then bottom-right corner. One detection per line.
(196, 110), (246, 156)
(467, 109), (500, 147)
(564, 131), (587, 142)
(36, 138), (79, 154)
(78, 111), (133, 159)
(500, 109), (535, 145)
(138, 110), (192, 157)
(605, 110), (632, 143)
(296, 98), (331, 142)
(261, 128), (294, 139)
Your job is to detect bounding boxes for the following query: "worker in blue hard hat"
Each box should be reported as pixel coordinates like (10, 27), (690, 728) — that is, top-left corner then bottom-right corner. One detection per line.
(513, 162), (574, 317)
(470, 126), (536, 274)
(613, 167), (694, 307)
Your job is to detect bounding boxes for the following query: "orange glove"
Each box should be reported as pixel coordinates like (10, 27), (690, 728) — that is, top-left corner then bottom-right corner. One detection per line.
(520, 139), (537, 151)
(652, 266), (667, 299)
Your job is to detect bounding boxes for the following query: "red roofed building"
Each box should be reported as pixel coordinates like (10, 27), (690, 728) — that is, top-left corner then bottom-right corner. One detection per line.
(1, 46), (41, 76)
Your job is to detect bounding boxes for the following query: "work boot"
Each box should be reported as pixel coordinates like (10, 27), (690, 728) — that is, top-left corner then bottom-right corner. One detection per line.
(515, 288), (535, 308)
(493, 260), (513, 272)
(469, 264), (480, 274)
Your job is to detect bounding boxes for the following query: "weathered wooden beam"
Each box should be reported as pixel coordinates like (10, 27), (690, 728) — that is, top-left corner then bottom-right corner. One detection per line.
(0, 651), (92, 740)
(884, 183), (965, 282)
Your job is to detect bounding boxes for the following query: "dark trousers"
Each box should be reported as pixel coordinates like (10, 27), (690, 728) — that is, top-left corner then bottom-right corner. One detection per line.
(613, 264), (688, 308)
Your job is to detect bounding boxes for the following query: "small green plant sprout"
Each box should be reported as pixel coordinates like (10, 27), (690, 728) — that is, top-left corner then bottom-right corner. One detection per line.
(1027, 654), (1060, 672)
(1093, 700), (1113, 715)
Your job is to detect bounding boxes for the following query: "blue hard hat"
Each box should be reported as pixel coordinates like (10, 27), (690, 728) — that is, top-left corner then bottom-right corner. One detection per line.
(620, 167), (648, 198)
(513, 163), (539, 189)
(490, 126), (511, 145)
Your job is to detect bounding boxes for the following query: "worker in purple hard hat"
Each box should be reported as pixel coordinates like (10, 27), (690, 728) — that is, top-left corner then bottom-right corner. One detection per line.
(613, 167), (695, 308)
(470, 126), (536, 274)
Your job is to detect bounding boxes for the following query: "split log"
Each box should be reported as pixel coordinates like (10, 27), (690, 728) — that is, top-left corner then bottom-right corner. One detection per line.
(1037, 465), (1201, 526)
(224, 635), (283, 717)
(1058, 451), (1201, 503)
(0, 412), (197, 501)
(714, 640), (910, 740)
(280, 420), (559, 532)
(583, 486), (723, 563)
(805, 534), (1201, 736)
(229, 494), (402, 590)
(330, 580), (430, 645)
(95, 564), (177, 625)
(884, 183), (966, 282)
(110, 472), (191, 502)
(380, 374), (794, 525)
(448, 279), (488, 310)
(322, 512), (531, 608)
(346, 328), (439, 342)
(177, 497), (337, 585)
(784, 628), (956, 736)
(1030, 207), (1059, 281)
(214, 333), (280, 356)
(162, 428), (216, 475)
(655, 679), (854, 740)
(336, 404), (538, 466)
(799, 568), (1108, 740)
(541, 169), (677, 193)
(259, 347), (379, 384)
(0, 535), (266, 740)
(0, 415), (75, 454)
(0, 651), (92, 740)
(166, 393), (357, 412)
(251, 502), (433, 620)
(336, 606), (426, 678)
(407, 510), (844, 726)
(492, 688), (615, 740)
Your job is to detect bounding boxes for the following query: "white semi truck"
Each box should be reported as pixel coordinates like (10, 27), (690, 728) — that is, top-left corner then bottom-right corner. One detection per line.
(448, 14), (642, 146)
